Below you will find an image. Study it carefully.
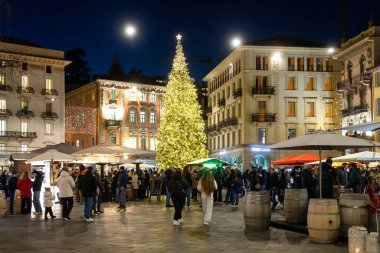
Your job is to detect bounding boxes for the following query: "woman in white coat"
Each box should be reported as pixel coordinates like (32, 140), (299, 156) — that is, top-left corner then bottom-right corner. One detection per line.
(197, 170), (218, 225)
(57, 167), (75, 222)
(131, 171), (140, 200)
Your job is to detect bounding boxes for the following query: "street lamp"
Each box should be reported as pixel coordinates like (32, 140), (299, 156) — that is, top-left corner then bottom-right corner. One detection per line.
(124, 24), (136, 38)
(231, 37), (242, 48)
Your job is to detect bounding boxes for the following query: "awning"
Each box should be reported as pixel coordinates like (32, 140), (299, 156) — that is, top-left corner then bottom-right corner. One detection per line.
(339, 121), (380, 132)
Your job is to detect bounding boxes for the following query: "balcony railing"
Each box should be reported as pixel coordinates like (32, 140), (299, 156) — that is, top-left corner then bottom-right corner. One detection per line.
(207, 106), (212, 113)
(106, 119), (121, 127)
(341, 104), (368, 117)
(16, 109), (35, 118)
(41, 111), (58, 120)
(41, 89), (59, 96)
(16, 86), (35, 94)
(233, 88), (242, 98)
(0, 131), (37, 139)
(206, 124), (218, 133)
(251, 86), (275, 95)
(218, 98), (226, 107)
(0, 109), (12, 117)
(218, 117), (238, 129)
(0, 84), (12, 92)
(251, 113), (276, 123)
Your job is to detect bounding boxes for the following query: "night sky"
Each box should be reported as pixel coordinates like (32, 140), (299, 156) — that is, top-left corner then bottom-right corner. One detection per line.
(1, 0), (380, 82)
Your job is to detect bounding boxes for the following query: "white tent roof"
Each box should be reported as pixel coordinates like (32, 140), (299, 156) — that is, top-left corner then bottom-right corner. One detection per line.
(27, 149), (76, 163)
(340, 121), (380, 132)
(332, 151), (380, 162)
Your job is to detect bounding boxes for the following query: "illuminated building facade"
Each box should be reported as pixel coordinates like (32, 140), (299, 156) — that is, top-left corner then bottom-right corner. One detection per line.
(203, 37), (341, 170)
(65, 79), (165, 151)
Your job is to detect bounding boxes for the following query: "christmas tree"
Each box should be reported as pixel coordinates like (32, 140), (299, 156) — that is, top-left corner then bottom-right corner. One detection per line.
(156, 35), (208, 169)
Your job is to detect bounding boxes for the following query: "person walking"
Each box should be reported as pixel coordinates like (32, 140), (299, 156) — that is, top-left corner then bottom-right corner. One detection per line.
(231, 170), (243, 208)
(57, 167), (75, 222)
(191, 170), (199, 201)
(337, 164), (348, 187)
(0, 170), (8, 198)
(168, 170), (189, 226)
(32, 170), (43, 215)
(17, 171), (33, 215)
(80, 166), (97, 222)
(197, 170), (217, 225)
(164, 168), (174, 207)
(266, 168), (279, 210)
(94, 171), (104, 213)
(43, 187), (56, 220)
(117, 166), (128, 210)
(183, 167), (192, 208)
(76, 165), (86, 204)
(7, 171), (18, 215)
(111, 170), (119, 202)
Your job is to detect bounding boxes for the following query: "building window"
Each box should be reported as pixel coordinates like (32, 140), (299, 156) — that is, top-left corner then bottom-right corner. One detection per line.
(263, 56), (268, 70)
(0, 143), (5, 152)
(150, 110), (156, 124)
(325, 102), (333, 117)
(326, 58), (333, 72)
(150, 92), (156, 103)
(129, 109), (136, 123)
(297, 57), (304, 71)
(0, 74), (5, 85)
(110, 136), (116, 144)
(140, 111), (146, 123)
(376, 98), (380, 116)
(307, 58), (314, 71)
(21, 101), (28, 110)
(287, 101), (296, 117)
(128, 136), (137, 148)
(150, 137), (156, 151)
(258, 128), (266, 144)
(305, 102), (315, 117)
(110, 109), (116, 120)
(288, 57), (295, 71)
(21, 75), (29, 87)
(324, 77), (332, 91)
(287, 76), (295, 90)
(0, 120), (6, 134)
(129, 91), (137, 101)
(0, 99), (6, 110)
(21, 122), (28, 134)
(46, 78), (52, 90)
(288, 129), (296, 139)
(45, 65), (52, 74)
(140, 92), (146, 102)
(21, 62), (28, 71)
(21, 144), (28, 152)
(306, 77), (314, 90)
(316, 58), (323, 72)
(76, 140), (80, 147)
(140, 136), (146, 150)
(256, 56), (261, 70)
(45, 123), (52, 135)
(109, 89), (117, 99)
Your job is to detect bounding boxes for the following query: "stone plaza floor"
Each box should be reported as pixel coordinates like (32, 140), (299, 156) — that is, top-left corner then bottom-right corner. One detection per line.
(0, 198), (347, 253)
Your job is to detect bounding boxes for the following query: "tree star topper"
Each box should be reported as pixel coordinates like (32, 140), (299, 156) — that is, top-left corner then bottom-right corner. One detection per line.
(176, 34), (182, 41)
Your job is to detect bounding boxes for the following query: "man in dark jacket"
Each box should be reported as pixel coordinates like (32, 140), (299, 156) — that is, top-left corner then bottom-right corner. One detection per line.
(117, 166), (128, 209)
(213, 167), (224, 203)
(164, 168), (174, 207)
(77, 165), (86, 204)
(266, 168), (279, 209)
(302, 167), (317, 199)
(7, 171), (18, 214)
(80, 166), (97, 222)
(32, 170), (43, 214)
(346, 163), (361, 193)
(321, 159), (334, 198)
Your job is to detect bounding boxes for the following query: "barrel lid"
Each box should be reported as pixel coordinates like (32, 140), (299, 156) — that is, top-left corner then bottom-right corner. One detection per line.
(340, 193), (370, 200)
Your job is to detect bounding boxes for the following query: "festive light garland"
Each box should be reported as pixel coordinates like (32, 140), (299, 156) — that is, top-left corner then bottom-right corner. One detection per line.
(65, 106), (97, 134)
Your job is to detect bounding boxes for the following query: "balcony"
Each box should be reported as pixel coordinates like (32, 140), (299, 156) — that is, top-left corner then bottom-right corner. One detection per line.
(41, 111), (59, 120)
(233, 88), (242, 98)
(206, 124), (218, 133)
(16, 109), (35, 119)
(0, 84), (13, 93)
(251, 86), (275, 95)
(0, 109), (12, 118)
(16, 86), (35, 94)
(0, 131), (37, 139)
(251, 113), (276, 123)
(106, 119), (121, 128)
(207, 106), (212, 114)
(218, 98), (226, 107)
(41, 89), (59, 97)
(341, 104), (368, 117)
(218, 117), (238, 129)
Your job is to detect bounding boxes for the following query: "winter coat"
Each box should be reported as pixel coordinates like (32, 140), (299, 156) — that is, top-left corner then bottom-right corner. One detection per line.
(266, 172), (279, 190)
(57, 171), (75, 198)
(321, 162), (334, 198)
(346, 168), (361, 193)
(43, 191), (54, 207)
(17, 178), (32, 198)
(33, 172), (43, 192)
(337, 168), (348, 186)
(213, 171), (224, 188)
(131, 174), (139, 190)
(167, 178), (189, 195)
(81, 171), (97, 198)
(7, 176), (18, 192)
(197, 179), (218, 198)
(117, 171), (128, 188)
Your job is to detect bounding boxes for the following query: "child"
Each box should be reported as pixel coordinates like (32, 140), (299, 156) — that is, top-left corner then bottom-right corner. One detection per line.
(43, 187), (56, 220)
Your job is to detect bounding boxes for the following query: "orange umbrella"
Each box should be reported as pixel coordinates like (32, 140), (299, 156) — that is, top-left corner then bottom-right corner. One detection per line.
(271, 154), (298, 165)
(286, 153), (326, 164)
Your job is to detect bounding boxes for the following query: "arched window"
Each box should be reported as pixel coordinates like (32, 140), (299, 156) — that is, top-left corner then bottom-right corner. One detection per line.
(150, 110), (156, 124)
(360, 55), (366, 75)
(129, 108), (137, 123)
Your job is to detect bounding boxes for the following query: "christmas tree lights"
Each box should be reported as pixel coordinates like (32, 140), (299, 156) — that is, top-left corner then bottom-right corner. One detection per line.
(156, 35), (208, 169)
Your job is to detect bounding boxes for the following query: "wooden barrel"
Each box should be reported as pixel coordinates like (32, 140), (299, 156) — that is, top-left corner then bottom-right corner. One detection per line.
(348, 226), (367, 253)
(307, 198), (340, 243)
(243, 191), (271, 230)
(339, 193), (369, 237)
(284, 188), (309, 223)
(0, 190), (5, 199)
(0, 191), (6, 217)
(333, 188), (353, 199)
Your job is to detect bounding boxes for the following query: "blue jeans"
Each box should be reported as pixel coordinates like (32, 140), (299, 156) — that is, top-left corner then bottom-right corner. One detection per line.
(166, 188), (171, 206)
(33, 191), (42, 213)
(269, 187), (277, 209)
(231, 190), (239, 205)
(224, 188), (232, 202)
(9, 190), (15, 213)
(84, 197), (94, 219)
(118, 187), (126, 206)
(186, 187), (191, 207)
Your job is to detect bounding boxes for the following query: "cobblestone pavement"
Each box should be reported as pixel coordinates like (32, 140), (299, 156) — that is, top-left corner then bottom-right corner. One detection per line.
(0, 199), (347, 253)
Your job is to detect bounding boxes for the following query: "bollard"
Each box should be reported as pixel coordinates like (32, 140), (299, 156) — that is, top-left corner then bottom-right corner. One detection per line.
(348, 226), (367, 253)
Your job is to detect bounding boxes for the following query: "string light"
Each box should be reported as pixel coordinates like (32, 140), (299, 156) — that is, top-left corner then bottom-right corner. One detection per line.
(65, 106), (97, 134)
